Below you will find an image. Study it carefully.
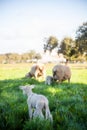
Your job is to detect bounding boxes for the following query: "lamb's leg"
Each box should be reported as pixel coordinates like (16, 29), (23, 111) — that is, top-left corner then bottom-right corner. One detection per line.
(46, 105), (53, 122)
(68, 78), (70, 83)
(33, 109), (44, 119)
(28, 105), (33, 119)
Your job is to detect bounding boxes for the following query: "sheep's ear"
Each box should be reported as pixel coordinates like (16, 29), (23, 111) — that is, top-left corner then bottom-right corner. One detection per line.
(19, 86), (23, 89)
(19, 86), (25, 90)
(30, 85), (35, 89)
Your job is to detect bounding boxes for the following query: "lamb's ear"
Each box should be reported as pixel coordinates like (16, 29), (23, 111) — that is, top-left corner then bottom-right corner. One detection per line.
(19, 86), (22, 89)
(30, 85), (35, 89)
(19, 86), (25, 90)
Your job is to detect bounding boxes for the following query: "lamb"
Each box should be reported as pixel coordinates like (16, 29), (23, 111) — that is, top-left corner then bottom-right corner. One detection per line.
(52, 64), (71, 83)
(25, 63), (46, 79)
(45, 76), (53, 85)
(19, 85), (53, 122)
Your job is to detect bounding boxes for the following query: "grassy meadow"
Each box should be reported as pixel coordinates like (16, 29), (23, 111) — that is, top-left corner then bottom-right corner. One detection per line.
(0, 63), (87, 130)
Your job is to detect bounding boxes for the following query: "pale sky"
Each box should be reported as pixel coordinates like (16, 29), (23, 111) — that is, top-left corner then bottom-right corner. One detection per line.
(0, 0), (87, 54)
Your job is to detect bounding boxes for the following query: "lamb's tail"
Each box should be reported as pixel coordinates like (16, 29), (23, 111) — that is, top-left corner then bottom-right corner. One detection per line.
(45, 104), (53, 123)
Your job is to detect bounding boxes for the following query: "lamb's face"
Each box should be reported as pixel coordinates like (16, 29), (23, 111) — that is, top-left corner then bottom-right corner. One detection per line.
(19, 86), (28, 95)
(45, 76), (53, 85)
(19, 85), (35, 95)
(23, 87), (28, 95)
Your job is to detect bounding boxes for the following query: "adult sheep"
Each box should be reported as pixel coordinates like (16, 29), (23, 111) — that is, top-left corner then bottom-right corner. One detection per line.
(52, 64), (71, 83)
(25, 63), (46, 79)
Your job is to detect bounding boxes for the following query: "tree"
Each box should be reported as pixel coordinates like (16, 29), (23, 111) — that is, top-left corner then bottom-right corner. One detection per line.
(34, 53), (42, 60)
(28, 50), (37, 59)
(43, 36), (58, 52)
(75, 22), (87, 55)
(60, 37), (76, 58)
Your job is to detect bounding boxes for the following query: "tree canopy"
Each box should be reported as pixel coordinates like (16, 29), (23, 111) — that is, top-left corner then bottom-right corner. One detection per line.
(59, 37), (76, 58)
(0, 50), (42, 63)
(75, 22), (87, 55)
(43, 36), (58, 52)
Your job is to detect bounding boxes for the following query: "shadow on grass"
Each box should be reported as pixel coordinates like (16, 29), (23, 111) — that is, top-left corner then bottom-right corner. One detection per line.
(0, 77), (87, 130)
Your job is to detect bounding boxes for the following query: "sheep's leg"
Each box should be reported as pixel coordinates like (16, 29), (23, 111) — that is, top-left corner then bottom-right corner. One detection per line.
(33, 101), (44, 119)
(68, 78), (70, 83)
(43, 70), (46, 80)
(34, 72), (38, 79)
(28, 105), (33, 119)
(33, 109), (44, 119)
(40, 111), (44, 119)
(46, 105), (53, 122)
(58, 80), (62, 84)
(46, 106), (50, 119)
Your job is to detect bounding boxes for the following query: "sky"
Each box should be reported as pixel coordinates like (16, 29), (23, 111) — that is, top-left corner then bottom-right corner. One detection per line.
(0, 0), (87, 54)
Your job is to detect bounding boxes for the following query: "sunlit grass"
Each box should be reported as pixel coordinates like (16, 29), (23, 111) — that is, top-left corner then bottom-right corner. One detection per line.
(71, 68), (87, 83)
(0, 63), (87, 130)
(47, 87), (63, 95)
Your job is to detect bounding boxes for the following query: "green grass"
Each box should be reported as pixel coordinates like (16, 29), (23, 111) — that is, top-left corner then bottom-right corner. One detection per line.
(0, 63), (87, 130)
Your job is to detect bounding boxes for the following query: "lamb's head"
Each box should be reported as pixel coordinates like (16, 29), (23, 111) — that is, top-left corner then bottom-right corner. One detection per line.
(19, 85), (35, 95)
(45, 76), (53, 85)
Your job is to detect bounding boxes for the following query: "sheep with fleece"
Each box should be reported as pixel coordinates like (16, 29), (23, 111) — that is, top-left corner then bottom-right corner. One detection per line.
(19, 85), (53, 122)
(25, 63), (46, 79)
(52, 64), (71, 83)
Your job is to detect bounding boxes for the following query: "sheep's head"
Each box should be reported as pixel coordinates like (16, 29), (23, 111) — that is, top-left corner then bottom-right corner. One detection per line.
(19, 85), (35, 95)
(25, 72), (32, 78)
(53, 71), (58, 81)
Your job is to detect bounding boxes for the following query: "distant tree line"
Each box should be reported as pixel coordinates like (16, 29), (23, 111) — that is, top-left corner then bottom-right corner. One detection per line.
(0, 50), (42, 63)
(44, 22), (87, 62)
(0, 22), (87, 63)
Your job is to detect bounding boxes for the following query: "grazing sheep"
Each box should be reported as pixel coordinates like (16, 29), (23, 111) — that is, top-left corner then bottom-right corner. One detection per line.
(45, 76), (53, 85)
(52, 64), (71, 83)
(19, 85), (53, 122)
(25, 63), (46, 79)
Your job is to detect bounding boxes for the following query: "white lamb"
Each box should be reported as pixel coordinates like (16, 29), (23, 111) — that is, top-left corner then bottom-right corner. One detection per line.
(19, 85), (53, 122)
